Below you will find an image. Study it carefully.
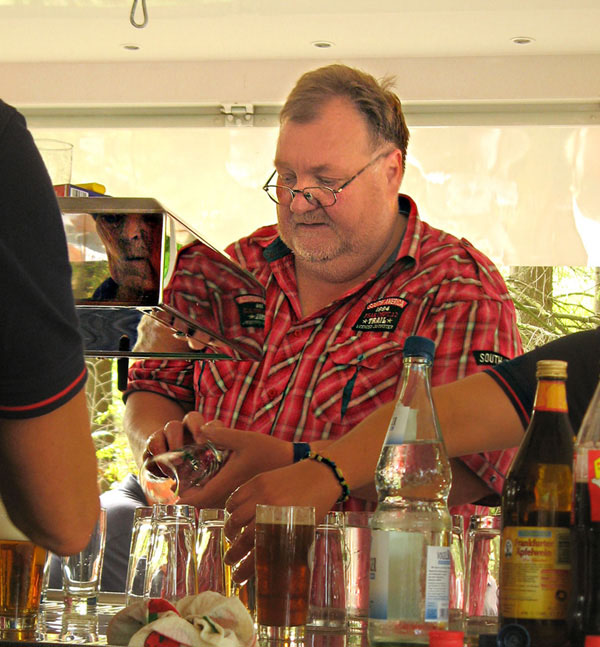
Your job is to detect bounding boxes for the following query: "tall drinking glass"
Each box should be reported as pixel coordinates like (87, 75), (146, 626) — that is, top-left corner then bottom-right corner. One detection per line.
(144, 504), (197, 602)
(196, 508), (230, 595)
(449, 514), (466, 632)
(61, 508), (107, 607)
(125, 506), (154, 605)
(465, 514), (501, 639)
(308, 511), (347, 631)
(255, 505), (315, 642)
(344, 510), (373, 634)
(0, 499), (47, 639)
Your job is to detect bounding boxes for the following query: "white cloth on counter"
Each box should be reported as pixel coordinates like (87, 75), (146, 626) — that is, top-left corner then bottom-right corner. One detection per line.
(107, 591), (256, 647)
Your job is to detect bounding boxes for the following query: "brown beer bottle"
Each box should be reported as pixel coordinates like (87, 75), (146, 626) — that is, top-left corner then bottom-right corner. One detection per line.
(499, 360), (574, 647)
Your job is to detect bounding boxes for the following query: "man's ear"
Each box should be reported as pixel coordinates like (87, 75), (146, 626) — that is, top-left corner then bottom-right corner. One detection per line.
(384, 149), (404, 192)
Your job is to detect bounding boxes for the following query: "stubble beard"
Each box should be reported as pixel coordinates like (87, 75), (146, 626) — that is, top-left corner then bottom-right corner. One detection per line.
(280, 218), (356, 264)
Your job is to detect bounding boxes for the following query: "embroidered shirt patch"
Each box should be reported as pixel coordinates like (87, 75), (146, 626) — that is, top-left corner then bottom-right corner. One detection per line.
(235, 294), (266, 328)
(472, 350), (509, 366)
(353, 297), (408, 332)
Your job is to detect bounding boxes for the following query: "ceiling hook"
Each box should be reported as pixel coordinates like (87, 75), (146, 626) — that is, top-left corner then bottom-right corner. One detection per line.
(130, 0), (148, 29)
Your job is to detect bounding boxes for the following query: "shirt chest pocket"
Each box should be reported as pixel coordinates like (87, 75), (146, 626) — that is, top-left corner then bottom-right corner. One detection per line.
(195, 360), (248, 398)
(311, 338), (405, 430)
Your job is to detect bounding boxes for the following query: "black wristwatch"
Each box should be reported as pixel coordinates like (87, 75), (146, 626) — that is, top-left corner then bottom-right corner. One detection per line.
(292, 442), (312, 463)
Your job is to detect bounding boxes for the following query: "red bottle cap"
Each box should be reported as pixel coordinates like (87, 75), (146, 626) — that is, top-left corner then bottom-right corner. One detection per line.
(429, 629), (464, 646)
(585, 637), (600, 647)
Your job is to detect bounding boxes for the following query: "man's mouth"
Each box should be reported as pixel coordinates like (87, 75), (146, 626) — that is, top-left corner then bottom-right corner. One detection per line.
(294, 220), (330, 227)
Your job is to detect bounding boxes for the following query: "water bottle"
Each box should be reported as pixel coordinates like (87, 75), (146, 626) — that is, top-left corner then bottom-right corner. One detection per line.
(368, 335), (452, 645)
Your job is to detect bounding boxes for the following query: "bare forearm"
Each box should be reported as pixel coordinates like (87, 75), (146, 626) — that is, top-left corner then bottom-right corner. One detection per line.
(315, 403), (393, 495)
(434, 372), (525, 457)
(0, 390), (100, 555)
(448, 458), (496, 507)
(124, 391), (189, 466)
(307, 372), (524, 502)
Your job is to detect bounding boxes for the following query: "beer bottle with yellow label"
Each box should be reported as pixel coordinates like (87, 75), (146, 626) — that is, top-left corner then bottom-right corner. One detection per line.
(499, 360), (574, 647)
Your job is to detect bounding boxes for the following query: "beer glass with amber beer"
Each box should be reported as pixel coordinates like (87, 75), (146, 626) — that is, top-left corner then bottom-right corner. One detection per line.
(0, 498), (47, 639)
(255, 505), (315, 642)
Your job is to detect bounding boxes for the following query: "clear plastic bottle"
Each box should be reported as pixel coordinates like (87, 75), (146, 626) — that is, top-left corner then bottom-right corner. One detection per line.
(368, 335), (452, 645)
(571, 377), (600, 647)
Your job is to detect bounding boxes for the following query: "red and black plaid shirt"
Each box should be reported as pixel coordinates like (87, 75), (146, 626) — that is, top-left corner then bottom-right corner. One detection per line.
(128, 195), (522, 509)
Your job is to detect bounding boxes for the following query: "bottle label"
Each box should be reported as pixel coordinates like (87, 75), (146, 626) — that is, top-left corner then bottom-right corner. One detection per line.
(369, 530), (449, 622)
(424, 546), (451, 622)
(587, 449), (600, 522)
(499, 526), (571, 620)
(534, 382), (568, 412)
(384, 401), (417, 444)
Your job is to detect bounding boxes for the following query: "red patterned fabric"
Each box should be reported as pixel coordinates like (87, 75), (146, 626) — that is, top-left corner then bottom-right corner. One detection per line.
(128, 195), (522, 509)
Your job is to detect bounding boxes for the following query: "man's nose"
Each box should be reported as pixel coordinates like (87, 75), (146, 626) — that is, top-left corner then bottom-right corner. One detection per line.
(289, 190), (316, 215)
(121, 217), (144, 239)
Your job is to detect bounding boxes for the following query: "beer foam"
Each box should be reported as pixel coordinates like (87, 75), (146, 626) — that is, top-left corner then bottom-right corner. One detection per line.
(0, 498), (29, 541)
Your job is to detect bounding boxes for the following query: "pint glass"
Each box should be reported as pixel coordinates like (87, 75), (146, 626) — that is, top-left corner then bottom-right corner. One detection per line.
(255, 505), (315, 642)
(0, 499), (47, 638)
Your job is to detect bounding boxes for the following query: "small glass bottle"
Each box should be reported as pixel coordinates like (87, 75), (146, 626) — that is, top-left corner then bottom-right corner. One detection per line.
(499, 360), (574, 647)
(368, 335), (452, 645)
(570, 377), (600, 647)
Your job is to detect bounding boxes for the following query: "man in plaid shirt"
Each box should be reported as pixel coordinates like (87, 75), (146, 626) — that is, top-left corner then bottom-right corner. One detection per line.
(124, 64), (521, 521)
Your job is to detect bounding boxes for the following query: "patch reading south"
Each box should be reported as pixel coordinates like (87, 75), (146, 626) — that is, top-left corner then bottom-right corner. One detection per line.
(472, 350), (509, 366)
(353, 297), (408, 332)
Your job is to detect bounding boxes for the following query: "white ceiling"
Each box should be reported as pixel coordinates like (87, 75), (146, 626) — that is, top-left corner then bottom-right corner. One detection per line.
(1, 0), (600, 64)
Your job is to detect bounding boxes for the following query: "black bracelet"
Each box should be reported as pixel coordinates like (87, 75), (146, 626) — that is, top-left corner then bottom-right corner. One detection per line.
(293, 442), (312, 463)
(304, 451), (351, 504)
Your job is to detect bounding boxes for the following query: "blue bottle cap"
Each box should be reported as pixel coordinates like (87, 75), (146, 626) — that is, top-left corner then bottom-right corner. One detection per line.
(403, 335), (435, 362)
(497, 624), (531, 647)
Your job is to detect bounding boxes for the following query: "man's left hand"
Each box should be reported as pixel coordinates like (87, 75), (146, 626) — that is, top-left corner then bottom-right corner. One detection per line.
(175, 415), (294, 509)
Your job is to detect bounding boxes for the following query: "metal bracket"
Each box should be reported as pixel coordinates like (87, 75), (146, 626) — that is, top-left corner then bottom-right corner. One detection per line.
(221, 103), (255, 126)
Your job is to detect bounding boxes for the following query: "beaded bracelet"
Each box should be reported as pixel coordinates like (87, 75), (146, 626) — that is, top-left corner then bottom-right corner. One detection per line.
(304, 451), (351, 504)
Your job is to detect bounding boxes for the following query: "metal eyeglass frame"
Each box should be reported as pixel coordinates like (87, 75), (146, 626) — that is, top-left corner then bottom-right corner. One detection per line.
(262, 150), (392, 207)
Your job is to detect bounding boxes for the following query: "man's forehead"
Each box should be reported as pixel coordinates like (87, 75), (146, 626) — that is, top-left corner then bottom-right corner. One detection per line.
(272, 155), (341, 174)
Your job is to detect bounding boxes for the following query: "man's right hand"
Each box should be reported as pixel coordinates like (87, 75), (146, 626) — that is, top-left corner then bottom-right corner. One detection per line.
(174, 415), (294, 510)
(142, 417), (204, 461)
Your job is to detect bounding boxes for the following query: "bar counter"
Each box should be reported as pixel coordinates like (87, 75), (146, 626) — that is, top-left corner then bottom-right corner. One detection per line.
(0, 591), (368, 647)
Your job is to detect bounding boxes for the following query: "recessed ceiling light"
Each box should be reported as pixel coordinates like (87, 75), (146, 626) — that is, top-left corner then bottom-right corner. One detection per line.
(511, 36), (535, 45)
(122, 43), (141, 51)
(312, 40), (334, 49)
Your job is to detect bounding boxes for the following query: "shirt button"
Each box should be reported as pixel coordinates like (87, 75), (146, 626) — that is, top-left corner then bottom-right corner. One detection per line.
(267, 388), (278, 400)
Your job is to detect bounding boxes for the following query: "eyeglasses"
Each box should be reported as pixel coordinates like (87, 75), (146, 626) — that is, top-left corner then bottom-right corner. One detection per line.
(262, 150), (392, 208)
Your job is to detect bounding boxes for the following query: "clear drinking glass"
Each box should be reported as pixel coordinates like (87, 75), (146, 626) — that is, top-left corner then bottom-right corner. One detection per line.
(139, 442), (228, 505)
(308, 511), (347, 631)
(144, 504), (197, 602)
(196, 508), (230, 596)
(449, 514), (466, 632)
(125, 506), (154, 605)
(464, 514), (501, 638)
(61, 508), (107, 607)
(34, 138), (73, 185)
(344, 510), (373, 634)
